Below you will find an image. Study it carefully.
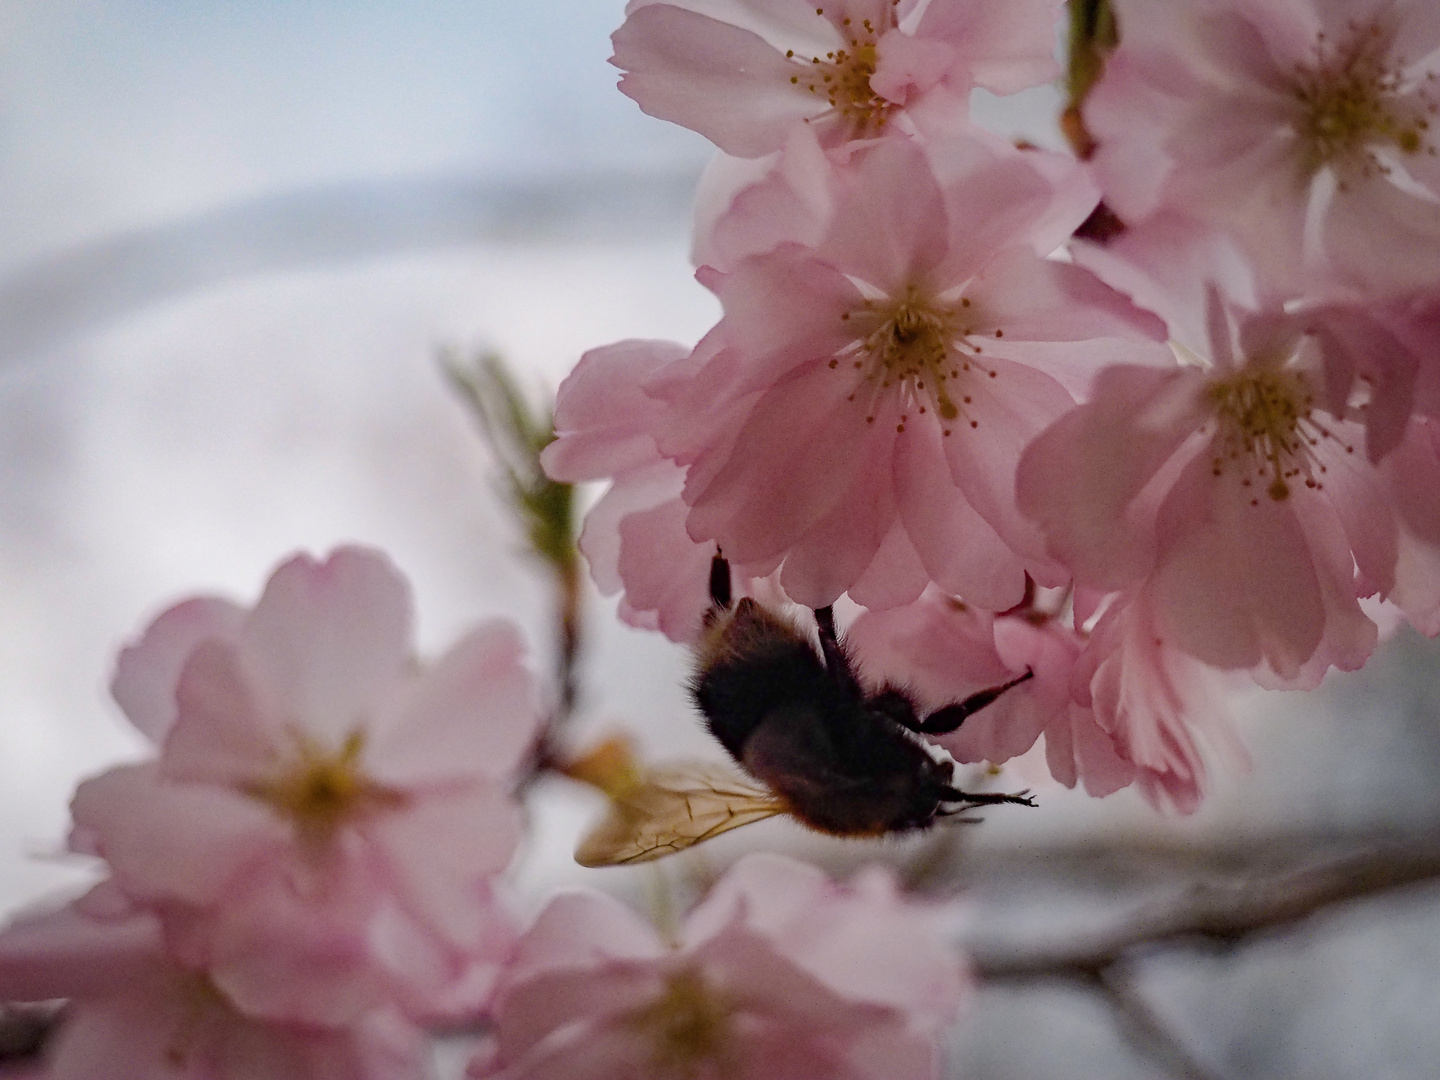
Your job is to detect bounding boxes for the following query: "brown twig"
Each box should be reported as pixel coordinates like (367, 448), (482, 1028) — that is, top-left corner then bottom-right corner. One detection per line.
(965, 835), (1440, 1080)
(969, 835), (1440, 980)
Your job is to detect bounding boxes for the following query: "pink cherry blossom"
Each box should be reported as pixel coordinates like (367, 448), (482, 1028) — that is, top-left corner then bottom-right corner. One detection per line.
(845, 586), (1241, 811)
(1301, 291), (1440, 462)
(1017, 291), (1440, 685)
(1086, 0), (1440, 295)
(71, 547), (538, 1025)
(542, 340), (780, 643)
(468, 853), (964, 1080)
(611, 0), (1065, 157)
(652, 135), (1166, 610)
(0, 886), (424, 1080)
(1070, 588), (1246, 814)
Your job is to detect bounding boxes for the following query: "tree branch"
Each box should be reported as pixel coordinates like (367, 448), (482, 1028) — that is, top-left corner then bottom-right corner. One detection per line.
(970, 835), (1440, 981)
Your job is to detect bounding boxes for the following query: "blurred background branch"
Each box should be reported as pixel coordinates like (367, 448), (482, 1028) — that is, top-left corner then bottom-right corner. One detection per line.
(444, 350), (583, 776)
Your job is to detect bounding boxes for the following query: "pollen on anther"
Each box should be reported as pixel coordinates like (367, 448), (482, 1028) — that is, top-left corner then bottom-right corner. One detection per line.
(791, 76), (799, 83)
(896, 423), (905, 432)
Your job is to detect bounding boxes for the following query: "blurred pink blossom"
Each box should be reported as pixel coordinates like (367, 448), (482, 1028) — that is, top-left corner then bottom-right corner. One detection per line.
(846, 586), (1241, 811)
(0, 885), (424, 1080)
(71, 547), (539, 1025)
(469, 853), (964, 1080)
(1087, 0), (1440, 295)
(611, 0), (1064, 157)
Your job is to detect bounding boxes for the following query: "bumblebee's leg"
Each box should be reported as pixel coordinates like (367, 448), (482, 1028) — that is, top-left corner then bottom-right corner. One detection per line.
(812, 605), (862, 699)
(912, 670), (1034, 735)
(708, 550), (732, 610)
(942, 787), (1037, 809)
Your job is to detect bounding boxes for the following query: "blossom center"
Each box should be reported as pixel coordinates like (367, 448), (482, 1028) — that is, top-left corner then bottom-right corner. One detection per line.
(627, 969), (735, 1078)
(789, 10), (893, 134)
(247, 729), (403, 844)
(830, 287), (1002, 434)
(1204, 366), (1348, 501)
(1290, 20), (1437, 181)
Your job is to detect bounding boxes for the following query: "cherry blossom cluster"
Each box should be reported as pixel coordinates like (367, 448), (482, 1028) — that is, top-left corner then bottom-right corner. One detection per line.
(546, 0), (1440, 811)
(0, 549), (966, 1079)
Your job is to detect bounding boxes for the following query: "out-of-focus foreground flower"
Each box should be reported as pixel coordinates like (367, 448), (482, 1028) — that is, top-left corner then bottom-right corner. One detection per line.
(468, 853), (965, 1080)
(0, 883), (425, 1080)
(58, 547), (541, 1031)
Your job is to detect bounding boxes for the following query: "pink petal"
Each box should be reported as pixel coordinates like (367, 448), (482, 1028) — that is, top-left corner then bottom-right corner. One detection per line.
(819, 140), (948, 290)
(684, 360), (885, 566)
(110, 597), (246, 744)
(612, 5), (819, 157)
(869, 31), (957, 104)
(364, 784), (522, 947)
(776, 403), (901, 607)
(1152, 453), (1329, 676)
(939, 354), (1077, 579)
(237, 548), (413, 747)
(687, 854), (963, 1025)
(845, 521), (930, 611)
(70, 764), (287, 908)
(368, 621), (538, 785)
(913, 0), (1064, 95)
(541, 340), (688, 483)
(1017, 364), (1209, 590)
(163, 638), (282, 786)
(0, 903), (162, 1002)
(706, 245), (860, 390)
(502, 891), (665, 993)
(894, 414), (1028, 609)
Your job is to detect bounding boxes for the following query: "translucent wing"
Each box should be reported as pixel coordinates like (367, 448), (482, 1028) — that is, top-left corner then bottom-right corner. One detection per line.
(575, 760), (787, 867)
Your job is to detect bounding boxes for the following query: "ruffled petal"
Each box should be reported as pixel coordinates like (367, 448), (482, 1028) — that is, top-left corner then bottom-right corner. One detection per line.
(237, 548), (413, 747)
(368, 621), (538, 785)
(613, 5), (820, 157)
(110, 597), (246, 744)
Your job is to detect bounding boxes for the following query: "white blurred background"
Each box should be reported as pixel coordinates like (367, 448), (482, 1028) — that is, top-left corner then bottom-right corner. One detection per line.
(1, 3), (1438, 1078)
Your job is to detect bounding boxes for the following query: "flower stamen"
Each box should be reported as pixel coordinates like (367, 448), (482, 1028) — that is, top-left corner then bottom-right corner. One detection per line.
(1205, 367), (1347, 501)
(1290, 19), (1438, 184)
(247, 729), (403, 846)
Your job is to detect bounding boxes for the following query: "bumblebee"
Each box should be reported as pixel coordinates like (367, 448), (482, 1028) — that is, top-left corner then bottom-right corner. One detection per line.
(577, 555), (1034, 866)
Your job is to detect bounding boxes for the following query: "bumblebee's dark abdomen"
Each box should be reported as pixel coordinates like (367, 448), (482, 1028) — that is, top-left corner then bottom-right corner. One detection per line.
(691, 642), (833, 760)
(737, 703), (952, 836)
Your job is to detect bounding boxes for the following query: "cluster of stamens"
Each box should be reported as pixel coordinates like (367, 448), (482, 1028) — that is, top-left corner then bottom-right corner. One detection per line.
(787, 4), (901, 136)
(1205, 367), (1351, 502)
(829, 287), (1001, 436)
(625, 969), (735, 1077)
(1290, 18), (1438, 184)
(246, 729), (403, 847)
